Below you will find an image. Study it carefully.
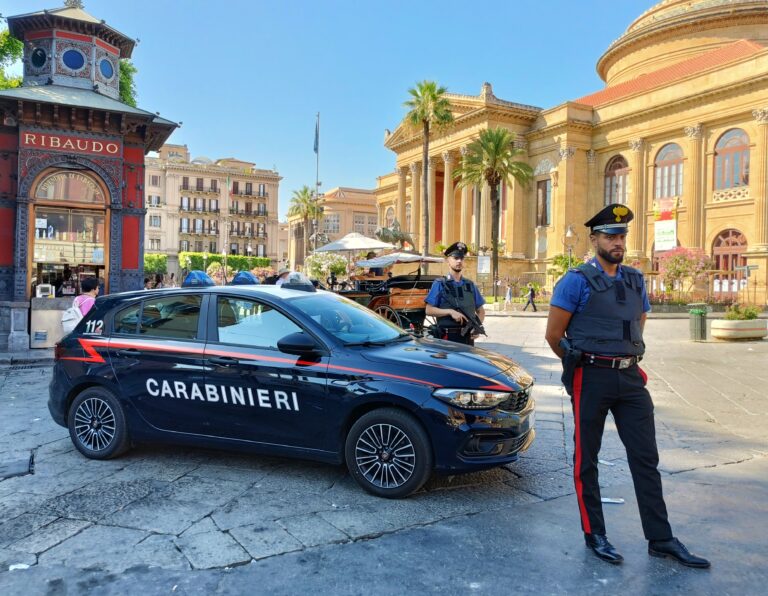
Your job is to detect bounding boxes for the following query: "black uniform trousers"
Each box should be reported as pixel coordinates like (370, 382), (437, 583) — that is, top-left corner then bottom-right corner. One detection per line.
(566, 363), (673, 541)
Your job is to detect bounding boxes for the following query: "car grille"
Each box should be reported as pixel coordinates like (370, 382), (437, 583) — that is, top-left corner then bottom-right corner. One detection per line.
(499, 386), (531, 412)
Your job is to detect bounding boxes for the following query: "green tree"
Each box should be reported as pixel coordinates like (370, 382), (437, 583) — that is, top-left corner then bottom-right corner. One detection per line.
(454, 127), (533, 300)
(143, 253), (167, 274)
(547, 254), (573, 280)
(119, 59), (138, 107)
(0, 29), (23, 90)
(287, 185), (322, 262)
(403, 80), (454, 255)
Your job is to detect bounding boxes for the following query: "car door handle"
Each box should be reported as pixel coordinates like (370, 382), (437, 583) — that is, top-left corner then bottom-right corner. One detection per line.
(208, 356), (237, 366)
(116, 348), (140, 356)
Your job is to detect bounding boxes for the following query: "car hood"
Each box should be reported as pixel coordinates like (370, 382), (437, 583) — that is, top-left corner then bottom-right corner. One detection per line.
(358, 337), (534, 391)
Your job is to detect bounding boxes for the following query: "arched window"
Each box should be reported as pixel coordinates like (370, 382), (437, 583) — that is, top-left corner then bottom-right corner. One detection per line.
(654, 143), (684, 199)
(385, 206), (395, 227)
(714, 129), (749, 190)
(712, 228), (748, 299)
(604, 155), (629, 205)
(405, 202), (411, 232)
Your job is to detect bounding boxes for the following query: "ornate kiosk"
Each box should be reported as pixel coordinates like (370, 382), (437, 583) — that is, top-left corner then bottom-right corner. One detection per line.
(0, 2), (177, 350)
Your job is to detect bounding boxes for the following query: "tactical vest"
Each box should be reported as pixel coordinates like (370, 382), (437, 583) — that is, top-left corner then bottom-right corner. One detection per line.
(565, 263), (646, 356)
(436, 277), (478, 330)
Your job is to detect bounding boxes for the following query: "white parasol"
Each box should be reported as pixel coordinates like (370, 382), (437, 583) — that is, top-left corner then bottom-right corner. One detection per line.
(355, 251), (443, 268)
(315, 232), (394, 253)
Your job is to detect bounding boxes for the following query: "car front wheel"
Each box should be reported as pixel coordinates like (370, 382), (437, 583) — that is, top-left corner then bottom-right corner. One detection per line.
(345, 408), (432, 498)
(68, 387), (130, 459)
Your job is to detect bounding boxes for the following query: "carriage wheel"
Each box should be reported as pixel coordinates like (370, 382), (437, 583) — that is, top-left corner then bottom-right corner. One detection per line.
(374, 305), (402, 327)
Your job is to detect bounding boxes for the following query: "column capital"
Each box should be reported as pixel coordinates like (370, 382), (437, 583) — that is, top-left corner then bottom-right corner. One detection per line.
(753, 108), (768, 124)
(442, 151), (455, 166)
(558, 146), (576, 161)
(586, 149), (597, 165)
(684, 124), (703, 139)
(397, 166), (408, 178)
(513, 139), (528, 150)
(428, 155), (441, 167)
(460, 146), (470, 157)
(629, 138), (645, 152)
(409, 162), (421, 175)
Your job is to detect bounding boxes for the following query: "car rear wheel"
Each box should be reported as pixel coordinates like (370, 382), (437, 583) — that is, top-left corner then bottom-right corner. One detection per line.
(345, 408), (432, 498)
(68, 387), (130, 459)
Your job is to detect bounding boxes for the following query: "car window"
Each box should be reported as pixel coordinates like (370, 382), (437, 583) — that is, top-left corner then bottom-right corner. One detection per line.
(113, 303), (141, 335)
(216, 296), (301, 349)
(138, 295), (202, 340)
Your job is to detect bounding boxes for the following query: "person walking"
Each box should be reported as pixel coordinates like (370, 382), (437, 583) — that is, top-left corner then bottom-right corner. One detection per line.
(544, 203), (709, 568)
(75, 276), (99, 316)
(504, 280), (513, 311)
(425, 241), (485, 346)
(523, 283), (537, 312)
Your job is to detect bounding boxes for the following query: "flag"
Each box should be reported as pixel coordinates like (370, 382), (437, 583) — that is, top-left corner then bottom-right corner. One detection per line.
(313, 114), (319, 154)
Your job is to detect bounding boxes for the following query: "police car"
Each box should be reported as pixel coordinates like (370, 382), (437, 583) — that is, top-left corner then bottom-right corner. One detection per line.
(49, 280), (535, 498)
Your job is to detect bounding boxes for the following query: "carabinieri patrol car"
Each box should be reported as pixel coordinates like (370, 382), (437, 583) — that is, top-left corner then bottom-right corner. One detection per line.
(49, 279), (535, 498)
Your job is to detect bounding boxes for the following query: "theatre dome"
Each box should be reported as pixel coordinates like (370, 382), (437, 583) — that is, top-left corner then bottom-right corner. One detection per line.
(597, 0), (768, 84)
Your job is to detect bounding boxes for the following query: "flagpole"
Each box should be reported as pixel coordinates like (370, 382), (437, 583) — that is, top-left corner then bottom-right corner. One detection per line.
(313, 112), (320, 253)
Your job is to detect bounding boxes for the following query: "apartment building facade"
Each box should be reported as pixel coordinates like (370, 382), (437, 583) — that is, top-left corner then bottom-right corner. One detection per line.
(145, 144), (281, 275)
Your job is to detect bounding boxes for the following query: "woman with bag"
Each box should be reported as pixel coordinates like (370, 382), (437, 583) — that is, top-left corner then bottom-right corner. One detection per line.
(61, 277), (99, 334)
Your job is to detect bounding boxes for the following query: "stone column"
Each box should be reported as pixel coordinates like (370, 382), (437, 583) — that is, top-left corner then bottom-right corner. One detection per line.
(441, 152), (455, 244)
(428, 156), (439, 251)
(628, 138), (646, 257)
(396, 166), (407, 230)
(684, 124), (705, 249)
(752, 109), (768, 250)
(480, 183), (491, 249)
(458, 147), (471, 244)
(410, 162), (421, 250)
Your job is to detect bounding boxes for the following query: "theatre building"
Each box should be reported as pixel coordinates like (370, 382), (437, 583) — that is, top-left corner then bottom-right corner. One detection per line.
(376, 0), (768, 304)
(0, 5), (176, 350)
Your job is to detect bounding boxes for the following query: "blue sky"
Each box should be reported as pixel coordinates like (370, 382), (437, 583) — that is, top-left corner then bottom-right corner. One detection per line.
(3, 1), (651, 218)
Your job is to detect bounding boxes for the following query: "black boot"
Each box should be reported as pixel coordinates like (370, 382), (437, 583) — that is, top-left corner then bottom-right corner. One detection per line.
(584, 533), (624, 564)
(649, 537), (710, 568)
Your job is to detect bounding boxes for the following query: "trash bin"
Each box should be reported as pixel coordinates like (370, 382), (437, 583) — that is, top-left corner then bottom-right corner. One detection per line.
(688, 307), (707, 341)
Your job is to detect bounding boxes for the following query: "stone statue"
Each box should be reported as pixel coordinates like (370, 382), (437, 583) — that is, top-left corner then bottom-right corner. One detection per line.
(375, 219), (414, 250)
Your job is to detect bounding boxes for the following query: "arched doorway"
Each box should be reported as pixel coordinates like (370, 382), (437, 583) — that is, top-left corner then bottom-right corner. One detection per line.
(712, 229), (747, 300)
(30, 168), (110, 297)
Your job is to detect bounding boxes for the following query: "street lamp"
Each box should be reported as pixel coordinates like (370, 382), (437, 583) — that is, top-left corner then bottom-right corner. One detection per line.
(202, 251), (208, 273)
(221, 250), (228, 284)
(247, 244), (253, 270)
(562, 224), (579, 269)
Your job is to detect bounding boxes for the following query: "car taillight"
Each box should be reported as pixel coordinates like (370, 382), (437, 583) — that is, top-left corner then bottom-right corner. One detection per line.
(54, 343), (64, 361)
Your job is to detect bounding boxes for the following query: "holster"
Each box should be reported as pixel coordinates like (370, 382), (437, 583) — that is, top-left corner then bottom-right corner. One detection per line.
(559, 338), (583, 395)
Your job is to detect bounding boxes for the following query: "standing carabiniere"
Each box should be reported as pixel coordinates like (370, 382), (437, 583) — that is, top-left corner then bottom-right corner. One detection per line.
(545, 203), (710, 568)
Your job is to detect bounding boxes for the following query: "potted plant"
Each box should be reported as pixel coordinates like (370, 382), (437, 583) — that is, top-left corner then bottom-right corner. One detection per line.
(711, 303), (767, 340)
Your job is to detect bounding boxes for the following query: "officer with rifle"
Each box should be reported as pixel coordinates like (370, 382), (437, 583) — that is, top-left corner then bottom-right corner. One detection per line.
(425, 242), (485, 346)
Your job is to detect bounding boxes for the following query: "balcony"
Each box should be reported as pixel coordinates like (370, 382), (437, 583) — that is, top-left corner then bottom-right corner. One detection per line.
(230, 190), (269, 198)
(179, 205), (220, 214)
(179, 185), (220, 195)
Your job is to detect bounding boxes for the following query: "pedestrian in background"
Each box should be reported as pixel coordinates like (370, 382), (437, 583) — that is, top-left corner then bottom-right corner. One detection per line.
(153, 273), (164, 289)
(544, 203), (709, 569)
(75, 276), (99, 316)
(523, 283), (537, 312)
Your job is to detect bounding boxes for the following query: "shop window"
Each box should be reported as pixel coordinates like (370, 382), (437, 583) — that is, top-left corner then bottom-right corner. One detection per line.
(33, 207), (105, 266)
(536, 179), (551, 227)
(604, 155), (628, 205)
(35, 171), (105, 205)
(138, 295), (202, 340)
(654, 144), (684, 199)
(714, 129), (749, 190)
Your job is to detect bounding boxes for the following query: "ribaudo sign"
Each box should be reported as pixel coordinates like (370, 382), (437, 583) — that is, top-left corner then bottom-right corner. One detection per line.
(21, 131), (122, 157)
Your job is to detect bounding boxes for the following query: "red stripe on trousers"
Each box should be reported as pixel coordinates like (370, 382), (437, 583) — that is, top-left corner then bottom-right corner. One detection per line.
(572, 367), (591, 534)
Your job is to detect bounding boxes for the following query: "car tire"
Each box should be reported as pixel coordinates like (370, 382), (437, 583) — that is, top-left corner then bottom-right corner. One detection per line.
(68, 387), (130, 460)
(345, 408), (432, 498)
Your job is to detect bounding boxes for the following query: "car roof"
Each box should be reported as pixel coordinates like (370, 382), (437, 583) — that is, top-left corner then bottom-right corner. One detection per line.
(101, 285), (327, 303)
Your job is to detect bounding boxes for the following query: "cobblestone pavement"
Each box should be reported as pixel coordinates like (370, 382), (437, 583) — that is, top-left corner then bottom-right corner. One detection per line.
(0, 318), (766, 594)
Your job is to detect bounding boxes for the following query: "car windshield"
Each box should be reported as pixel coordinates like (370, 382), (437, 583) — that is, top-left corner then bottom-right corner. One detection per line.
(290, 292), (409, 344)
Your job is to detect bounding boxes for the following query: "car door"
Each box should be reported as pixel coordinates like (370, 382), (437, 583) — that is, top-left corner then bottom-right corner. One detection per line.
(108, 292), (208, 433)
(202, 293), (331, 450)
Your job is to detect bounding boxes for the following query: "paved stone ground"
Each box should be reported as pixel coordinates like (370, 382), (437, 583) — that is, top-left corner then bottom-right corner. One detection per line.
(0, 317), (766, 594)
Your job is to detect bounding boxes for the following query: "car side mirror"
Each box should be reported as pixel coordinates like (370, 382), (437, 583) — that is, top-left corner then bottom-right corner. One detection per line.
(277, 332), (319, 355)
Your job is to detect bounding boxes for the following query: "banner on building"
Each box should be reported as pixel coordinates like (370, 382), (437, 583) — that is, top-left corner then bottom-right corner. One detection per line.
(653, 197), (678, 251)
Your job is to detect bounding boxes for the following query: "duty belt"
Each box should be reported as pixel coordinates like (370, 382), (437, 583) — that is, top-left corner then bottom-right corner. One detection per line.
(581, 353), (641, 369)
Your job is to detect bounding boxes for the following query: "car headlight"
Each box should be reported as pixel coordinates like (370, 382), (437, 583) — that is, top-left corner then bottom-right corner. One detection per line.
(433, 388), (511, 409)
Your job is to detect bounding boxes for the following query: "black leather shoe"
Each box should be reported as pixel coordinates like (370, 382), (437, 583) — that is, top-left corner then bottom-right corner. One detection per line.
(584, 533), (624, 564)
(649, 538), (710, 568)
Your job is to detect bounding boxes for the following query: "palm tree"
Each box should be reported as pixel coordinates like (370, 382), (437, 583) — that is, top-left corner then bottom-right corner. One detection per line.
(454, 127), (533, 301)
(287, 185), (322, 263)
(403, 80), (454, 255)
